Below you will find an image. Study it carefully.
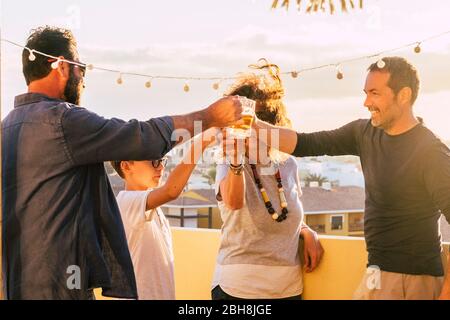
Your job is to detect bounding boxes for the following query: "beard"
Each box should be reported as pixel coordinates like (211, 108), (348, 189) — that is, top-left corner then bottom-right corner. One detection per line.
(63, 68), (82, 105)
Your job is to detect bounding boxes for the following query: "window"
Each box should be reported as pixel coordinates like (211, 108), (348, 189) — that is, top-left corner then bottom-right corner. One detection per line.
(331, 215), (344, 230)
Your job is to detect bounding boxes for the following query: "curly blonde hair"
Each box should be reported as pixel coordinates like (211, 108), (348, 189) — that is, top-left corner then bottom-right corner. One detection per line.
(224, 59), (292, 163)
(225, 59), (292, 128)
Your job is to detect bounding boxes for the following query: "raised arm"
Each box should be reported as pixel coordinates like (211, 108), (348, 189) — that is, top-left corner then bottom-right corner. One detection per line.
(171, 96), (243, 137)
(145, 128), (218, 210)
(62, 96), (242, 166)
(217, 131), (245, 210)
(253, 117), (299, 155)
(253, 117), (362, 157)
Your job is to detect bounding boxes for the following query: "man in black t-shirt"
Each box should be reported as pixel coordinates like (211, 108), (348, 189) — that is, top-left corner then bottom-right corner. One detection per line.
(253, 57), (450, 300)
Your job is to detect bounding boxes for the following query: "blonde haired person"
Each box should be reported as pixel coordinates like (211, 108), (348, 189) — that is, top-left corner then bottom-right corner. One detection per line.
(212, 61), (324, 300)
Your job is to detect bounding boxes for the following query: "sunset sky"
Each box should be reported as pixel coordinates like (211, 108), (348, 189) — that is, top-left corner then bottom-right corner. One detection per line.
(2, 0), (450, 139)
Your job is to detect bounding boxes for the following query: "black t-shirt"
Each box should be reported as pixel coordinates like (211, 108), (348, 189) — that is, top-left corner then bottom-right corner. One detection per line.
(293, 119), (450, 276)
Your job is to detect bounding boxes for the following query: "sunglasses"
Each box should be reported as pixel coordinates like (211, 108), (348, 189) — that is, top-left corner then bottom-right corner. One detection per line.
(151, 158), (168, 168)
(47, 58), (87, 78)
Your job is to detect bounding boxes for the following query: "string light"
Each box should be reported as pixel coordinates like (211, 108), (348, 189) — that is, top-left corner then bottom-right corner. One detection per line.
(336, 64), (343, 80)
(51, 59), (61, 69)
(1, 29), (450, 90)
(27, 49), (36, 61)
(376, 58), (386, 68)
(116, 73), (123, 85)
(414, 42), (422, 53)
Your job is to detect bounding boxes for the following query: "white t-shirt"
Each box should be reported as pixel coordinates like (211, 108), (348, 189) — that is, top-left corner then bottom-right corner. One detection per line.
(116, 190), (175, 300)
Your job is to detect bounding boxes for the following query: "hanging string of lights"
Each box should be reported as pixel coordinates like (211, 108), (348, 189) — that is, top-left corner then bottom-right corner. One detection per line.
(1, 29), (450, 92)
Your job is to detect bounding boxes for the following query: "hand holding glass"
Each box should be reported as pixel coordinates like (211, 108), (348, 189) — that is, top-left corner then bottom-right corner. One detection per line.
(228, 96), (256, 139)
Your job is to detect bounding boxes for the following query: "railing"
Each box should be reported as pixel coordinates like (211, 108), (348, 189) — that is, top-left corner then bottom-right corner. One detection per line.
(309, 224), (326, 233)
(95, 228), (449, 300)
(349, 221), (364, 232)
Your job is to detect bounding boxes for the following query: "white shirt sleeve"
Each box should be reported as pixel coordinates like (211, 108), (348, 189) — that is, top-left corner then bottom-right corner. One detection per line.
(116, 190), (153, 229)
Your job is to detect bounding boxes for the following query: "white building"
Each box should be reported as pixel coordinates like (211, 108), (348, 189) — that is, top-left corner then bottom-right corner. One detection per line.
(297, 157), (364, 187)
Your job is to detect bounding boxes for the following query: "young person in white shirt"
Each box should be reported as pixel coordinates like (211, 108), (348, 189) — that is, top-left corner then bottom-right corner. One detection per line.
(110, 129), (217, 300)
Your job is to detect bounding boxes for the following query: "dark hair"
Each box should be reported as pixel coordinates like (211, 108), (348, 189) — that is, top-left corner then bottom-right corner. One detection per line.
(367, 56), (420, 105)
(110, 161), (125, 179)
(22, 26), (78, 85)
(225, 59), (292, 128)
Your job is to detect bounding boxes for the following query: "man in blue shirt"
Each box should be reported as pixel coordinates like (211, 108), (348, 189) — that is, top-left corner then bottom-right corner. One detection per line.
(1, 26), (242, 299)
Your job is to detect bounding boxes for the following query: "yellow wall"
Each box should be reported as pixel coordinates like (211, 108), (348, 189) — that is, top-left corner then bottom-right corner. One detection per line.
(95, 228), (449, 300)
(171, 230), (369, 300)
(197, 207), (222, 229)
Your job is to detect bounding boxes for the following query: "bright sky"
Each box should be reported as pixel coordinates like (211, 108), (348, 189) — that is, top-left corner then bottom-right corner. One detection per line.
(2, 0), (450, 139)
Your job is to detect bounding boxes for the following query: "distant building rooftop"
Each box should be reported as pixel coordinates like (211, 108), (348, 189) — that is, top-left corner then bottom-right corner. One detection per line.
(107, 171), (450, 241)
(301, 186), (365, 213)
(163, 189), (217, 208)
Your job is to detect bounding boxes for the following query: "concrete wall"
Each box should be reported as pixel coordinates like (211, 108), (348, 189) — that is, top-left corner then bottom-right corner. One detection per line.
(95, 228), (449, 300)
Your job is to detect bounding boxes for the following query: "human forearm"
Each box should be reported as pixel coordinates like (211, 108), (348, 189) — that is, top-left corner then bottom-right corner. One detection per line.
(171, 109), (212, 140)
(146, 133), (211, 210)
(171, 96), (243, 140)
(254, 118), (362, 157)
(164, 136), (210, 199)
(253, 117), (298, 155)
(220, 169), (245, 210)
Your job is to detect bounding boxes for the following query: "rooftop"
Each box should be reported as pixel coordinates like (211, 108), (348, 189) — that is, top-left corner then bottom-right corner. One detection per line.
(95, 229), (449, 300)
(301, 186), (365, 213)
(161, 186), (366, 212)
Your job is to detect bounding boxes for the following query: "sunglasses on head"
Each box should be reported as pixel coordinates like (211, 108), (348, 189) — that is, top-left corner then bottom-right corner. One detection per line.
(151, 158), (168, 168)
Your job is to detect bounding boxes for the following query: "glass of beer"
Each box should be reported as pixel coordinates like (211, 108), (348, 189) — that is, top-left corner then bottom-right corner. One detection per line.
(228, 96), (256, 139)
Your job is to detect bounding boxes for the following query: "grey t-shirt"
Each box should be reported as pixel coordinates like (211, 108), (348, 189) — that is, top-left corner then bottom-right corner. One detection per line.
(215, 156), (304, 267)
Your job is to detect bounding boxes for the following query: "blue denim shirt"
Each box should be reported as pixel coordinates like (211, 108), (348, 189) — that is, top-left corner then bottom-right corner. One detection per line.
(2, 93), (175, 299)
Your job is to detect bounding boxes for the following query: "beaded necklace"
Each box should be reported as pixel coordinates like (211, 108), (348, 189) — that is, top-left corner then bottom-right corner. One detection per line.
(250, 164), (288, 222)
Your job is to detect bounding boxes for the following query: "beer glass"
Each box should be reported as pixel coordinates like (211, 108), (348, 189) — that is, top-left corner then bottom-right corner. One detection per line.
(228, 96), (256, 139)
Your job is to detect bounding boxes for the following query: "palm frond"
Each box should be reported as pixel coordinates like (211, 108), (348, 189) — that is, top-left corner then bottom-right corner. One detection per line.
(271, 0), (363, 14)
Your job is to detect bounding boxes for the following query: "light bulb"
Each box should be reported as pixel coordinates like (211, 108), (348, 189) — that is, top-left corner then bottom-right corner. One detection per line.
(51, 59), (61, 69)
(28, 50), (36, 61)
(336, 65), (344, 80)
(212, 82), (220, 90)
(117, 74), (123, 85)
(183, 83), (190, 92)
(376, 59), (386, 68)
(145, 80), (152, 88)
(414, 43), (421, 54)
(291, 71), (298, 78)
